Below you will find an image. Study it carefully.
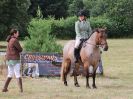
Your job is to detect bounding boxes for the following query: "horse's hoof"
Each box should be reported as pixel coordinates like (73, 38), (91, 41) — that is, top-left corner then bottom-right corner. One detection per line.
(75, 83), (80, 87)
(64, 81), (68, 86)
(92, 85), (97, 89)
(86, 85), (91, 89)
(2, 88), (8, 92)
(70, 73), (74, 77)
(64, 83), (68, 86)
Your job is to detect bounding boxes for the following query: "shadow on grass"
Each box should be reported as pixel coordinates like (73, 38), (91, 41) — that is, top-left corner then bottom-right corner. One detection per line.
(97, 74), (120, 79)
(103, 84), (133, 90)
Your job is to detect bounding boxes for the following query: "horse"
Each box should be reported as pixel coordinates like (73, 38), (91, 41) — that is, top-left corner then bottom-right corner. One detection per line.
(60, 28), (108, 88)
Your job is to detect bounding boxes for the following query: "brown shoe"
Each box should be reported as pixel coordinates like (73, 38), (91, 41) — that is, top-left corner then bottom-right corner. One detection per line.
(2, 77), (12, 92)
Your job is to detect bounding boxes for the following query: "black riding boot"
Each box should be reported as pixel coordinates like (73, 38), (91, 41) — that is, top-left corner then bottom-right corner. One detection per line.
(70, 48), (80, 76)
(74, 48), (80, 63)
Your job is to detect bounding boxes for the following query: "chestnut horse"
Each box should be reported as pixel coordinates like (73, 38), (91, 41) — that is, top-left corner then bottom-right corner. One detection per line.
(61, 28), (108, 88)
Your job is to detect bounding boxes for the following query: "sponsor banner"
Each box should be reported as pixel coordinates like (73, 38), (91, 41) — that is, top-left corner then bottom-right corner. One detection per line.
(20, 52), (62, 77)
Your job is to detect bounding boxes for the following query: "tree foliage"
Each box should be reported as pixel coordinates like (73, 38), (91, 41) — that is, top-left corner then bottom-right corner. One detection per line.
(0, 0), (30, 39)
(24, 18), (62, 52)
(28, 0), (68, 19)
(67, 0), (84, 16)
(0, 0), (133, 39)
(83, 0), (133, 37)
(105, 0), (133, 37)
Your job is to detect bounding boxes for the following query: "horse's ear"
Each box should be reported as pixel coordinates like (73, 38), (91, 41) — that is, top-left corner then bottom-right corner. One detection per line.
(95, 28), (100, 33)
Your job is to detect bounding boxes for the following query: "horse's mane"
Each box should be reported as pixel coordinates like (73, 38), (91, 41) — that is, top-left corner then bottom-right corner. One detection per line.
(88, 28), (106, 39)
(88, 28), (98, 39)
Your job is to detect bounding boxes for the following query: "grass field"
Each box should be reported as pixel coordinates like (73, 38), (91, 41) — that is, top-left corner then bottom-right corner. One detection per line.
(0, 39), (133, 99)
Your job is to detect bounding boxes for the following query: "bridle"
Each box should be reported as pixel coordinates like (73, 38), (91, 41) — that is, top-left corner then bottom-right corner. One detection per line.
(84, 42), (107, 48)
(84, 42), (100, 48)
(83, 32), (107, 48)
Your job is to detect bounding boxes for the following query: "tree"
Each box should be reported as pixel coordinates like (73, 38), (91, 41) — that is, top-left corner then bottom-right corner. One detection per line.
(40, 0), (68, 19)
(67, 0), (84, 16)
(28, 0), (38, 17)
(24, 18), (62, 52)
(0, 0), (31, 39)
(28, 0), (68, 19)
(105, 0), (133, 37)
(83, 0), (109, 17)
(83, 0), (133, 37)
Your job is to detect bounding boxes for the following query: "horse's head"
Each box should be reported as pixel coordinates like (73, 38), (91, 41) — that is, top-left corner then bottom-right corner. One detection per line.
(95, 28), (108, 51)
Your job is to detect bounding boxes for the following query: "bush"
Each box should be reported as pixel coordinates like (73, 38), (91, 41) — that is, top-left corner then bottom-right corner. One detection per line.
(90, 16), (133, 38)
(25, 16), (131, 52)
(24, 18), (62, 52)
(89, 16), (114, 38)
(47, 16), (116, 39)
(51, 16), (77, 39)
(53, 16), (115, 38)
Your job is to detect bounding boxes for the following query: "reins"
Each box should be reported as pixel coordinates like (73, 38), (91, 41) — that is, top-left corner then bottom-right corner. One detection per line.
(84, 42), (107, 48)
(82, 28), (107, 48)
(83, 31), (106, 48)
(84, 42), (100, 47)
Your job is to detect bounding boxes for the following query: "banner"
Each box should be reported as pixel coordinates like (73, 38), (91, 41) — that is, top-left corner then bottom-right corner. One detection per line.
(20, 52), (62, 77)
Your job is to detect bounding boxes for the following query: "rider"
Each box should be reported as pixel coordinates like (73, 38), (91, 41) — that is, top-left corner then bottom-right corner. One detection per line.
(74, 9), (92, 63)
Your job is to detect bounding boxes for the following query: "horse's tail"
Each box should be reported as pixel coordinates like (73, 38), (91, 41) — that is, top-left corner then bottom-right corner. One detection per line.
(60, 59), (71, 81)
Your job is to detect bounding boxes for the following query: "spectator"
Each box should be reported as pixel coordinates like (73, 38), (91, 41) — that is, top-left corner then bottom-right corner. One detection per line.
(2, 29), (23, 92)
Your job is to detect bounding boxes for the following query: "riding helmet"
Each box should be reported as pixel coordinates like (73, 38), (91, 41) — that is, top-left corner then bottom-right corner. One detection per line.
(77, 9), (87, 17)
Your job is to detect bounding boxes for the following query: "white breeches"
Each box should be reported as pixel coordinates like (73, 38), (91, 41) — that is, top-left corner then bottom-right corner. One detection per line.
(7, 63), (21, 78)
(74, 39), (82, 48)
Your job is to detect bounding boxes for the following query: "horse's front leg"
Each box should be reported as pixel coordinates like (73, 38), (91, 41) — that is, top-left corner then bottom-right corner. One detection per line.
(73, 64), (80, 87)
(63, 73), (68, 86)
(84, 63), (90, 88)
(86, 71), (90, 88)
(74, 75), (80, 87)
(92, 70), (97, 88)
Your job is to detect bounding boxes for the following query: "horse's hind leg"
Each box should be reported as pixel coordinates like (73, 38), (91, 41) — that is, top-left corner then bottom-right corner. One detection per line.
(61, 59), (71, 86)
(63, 69), (67, 86)
(92, 69), (97, 88)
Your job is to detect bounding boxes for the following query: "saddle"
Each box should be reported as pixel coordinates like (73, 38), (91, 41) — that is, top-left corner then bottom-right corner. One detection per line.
(71, 39), (88, 76)
(75, 39), (87, 62)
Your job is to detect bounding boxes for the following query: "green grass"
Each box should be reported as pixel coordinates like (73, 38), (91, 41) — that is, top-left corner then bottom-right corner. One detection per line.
(0, 39), (133, 99)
